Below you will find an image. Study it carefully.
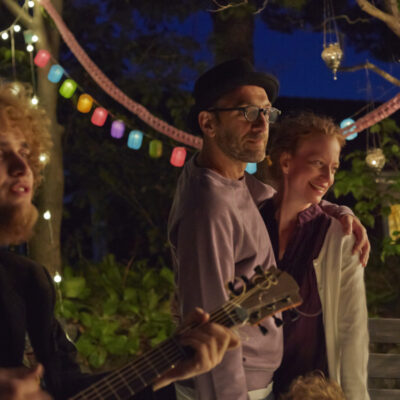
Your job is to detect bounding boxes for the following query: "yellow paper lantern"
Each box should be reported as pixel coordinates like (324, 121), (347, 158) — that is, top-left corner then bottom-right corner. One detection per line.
(77, 94), (93, 113)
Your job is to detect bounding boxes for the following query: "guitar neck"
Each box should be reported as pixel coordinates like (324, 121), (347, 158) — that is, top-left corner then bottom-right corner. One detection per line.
(70, 304), (244, 399)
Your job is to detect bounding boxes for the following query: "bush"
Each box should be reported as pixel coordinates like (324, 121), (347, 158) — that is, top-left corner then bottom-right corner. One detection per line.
(55, 254), (175, 372)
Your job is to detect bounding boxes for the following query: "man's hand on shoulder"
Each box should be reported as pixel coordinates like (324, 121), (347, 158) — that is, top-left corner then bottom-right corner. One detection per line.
(153, 308), (239, 391)
(0, 365), (51, 400)
(339, 215), (370, 267)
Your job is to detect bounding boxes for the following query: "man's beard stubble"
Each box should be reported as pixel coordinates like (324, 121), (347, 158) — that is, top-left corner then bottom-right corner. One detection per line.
(0, 203), (38, 246)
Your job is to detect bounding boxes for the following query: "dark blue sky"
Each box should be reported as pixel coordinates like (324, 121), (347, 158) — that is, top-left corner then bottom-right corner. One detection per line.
(180, 11), (400, 102)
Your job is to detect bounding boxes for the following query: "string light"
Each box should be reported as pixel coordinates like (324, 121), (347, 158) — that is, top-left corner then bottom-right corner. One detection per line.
(31, 34), (39, 43)
(31, 95), (39, 105)
(26, 44), (34, 52)
(53, 272), (62, 283)
(43, 210), (51, 220)
(39, 153), (49, 163)
(1, 32), (9, 40)
(13, 25), (21, 33)
(28, 0), (35, 7)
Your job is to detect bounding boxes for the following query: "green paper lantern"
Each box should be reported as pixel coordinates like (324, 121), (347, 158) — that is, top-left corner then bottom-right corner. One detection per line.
(149, 140), (162, 158)
(59, 79), (77, 99)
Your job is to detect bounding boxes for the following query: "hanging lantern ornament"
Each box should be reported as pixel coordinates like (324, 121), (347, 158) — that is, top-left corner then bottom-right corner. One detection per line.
(322, 0), (343, 80)
(321, 43), (343, 81)
(365, 148), (385, 171)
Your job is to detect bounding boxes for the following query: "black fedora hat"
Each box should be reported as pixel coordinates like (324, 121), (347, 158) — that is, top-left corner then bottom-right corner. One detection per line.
(188, 58), (279, 135)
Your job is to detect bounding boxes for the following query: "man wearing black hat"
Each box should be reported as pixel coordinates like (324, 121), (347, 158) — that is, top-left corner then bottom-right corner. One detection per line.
(168, 59), (369, 400)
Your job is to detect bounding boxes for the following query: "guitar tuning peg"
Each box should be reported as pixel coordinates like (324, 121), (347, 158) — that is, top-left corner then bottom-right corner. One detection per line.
(254, 265), (263, 275)
(227, 281), (236, 296)
(288, 309), (300, 322)
(258, 324), (269, 335)
(273, 316), (284, 327)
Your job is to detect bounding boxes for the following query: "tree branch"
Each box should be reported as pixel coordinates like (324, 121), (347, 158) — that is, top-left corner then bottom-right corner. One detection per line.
(1, 0), (33, 27)
(356, 0), (400, 37)
(386, 0), (400, 18)
(208, 0), (269, 14)
(209, 0), (248, 13)
(339, 61), (400, 87)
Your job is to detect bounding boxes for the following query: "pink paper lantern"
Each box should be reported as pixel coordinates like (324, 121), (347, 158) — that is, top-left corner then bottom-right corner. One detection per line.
(91, 107), (108, 127)
(34, 50), (51, 67)
(170, 147), (187, 167)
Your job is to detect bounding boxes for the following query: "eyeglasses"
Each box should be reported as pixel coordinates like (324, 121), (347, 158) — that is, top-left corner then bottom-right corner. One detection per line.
(207, 105), (281, 123)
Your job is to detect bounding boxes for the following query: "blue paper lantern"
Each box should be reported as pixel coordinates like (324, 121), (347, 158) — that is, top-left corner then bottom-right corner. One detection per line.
(48, 65), (64, 83)
(111, 120), (125, 139)
(127, 130), (143, 150)
(340, 118), (358, 141)
(245, 163), (257, 174)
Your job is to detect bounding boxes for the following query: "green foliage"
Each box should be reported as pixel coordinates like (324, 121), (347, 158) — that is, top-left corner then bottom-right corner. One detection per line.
(56, 254), (175, 371)
(333, 118), (400, 315)
(334, 119), (400, 228)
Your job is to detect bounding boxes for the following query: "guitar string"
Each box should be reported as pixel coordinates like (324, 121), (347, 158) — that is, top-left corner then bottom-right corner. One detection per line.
(70, 276), (278, 399)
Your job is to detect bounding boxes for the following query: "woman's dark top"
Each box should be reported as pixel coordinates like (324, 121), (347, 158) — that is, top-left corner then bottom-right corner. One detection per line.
(260, 199), (331, 396)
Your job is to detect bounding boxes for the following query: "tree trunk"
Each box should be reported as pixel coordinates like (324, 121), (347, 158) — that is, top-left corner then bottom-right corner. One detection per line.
(211, 7), (255, 64)
(28, 0), (64, 276)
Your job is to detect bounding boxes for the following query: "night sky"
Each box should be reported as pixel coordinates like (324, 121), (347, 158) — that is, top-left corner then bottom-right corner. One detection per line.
(178, 11), (400, 102)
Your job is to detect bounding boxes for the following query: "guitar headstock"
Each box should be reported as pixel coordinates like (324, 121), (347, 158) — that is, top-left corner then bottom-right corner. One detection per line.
(225, 266), (302, 326)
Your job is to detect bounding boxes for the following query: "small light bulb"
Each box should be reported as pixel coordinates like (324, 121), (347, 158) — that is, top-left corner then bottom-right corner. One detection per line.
(13, 25), (21, 32)
(26, 44), (34, 52)
(1, 32), (9, 40)
(54, 272), (62, 283)
(43, 210), (51, 220)
(39, 153), (48, 163)
(31, 95), (39, 105)
(31, 34), (39, 43)
(28, 0), (35, 7)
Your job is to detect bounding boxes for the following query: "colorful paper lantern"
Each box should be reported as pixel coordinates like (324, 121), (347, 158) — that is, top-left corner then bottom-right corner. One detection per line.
(170, 147), (187, 167)
(23, 30), (34, 44)
(77, 94), (93, 113)
(34, 49), (51, 67)
(59, 79), (77, 98)
(340, 118), (358, 140)
(127, 130), (143, 150)
(149, 140), (162, 158)
(111, 120), (125, 139)
(245, 163), (257, 174)
(48, 65), (64, 83)
(91, 107), (108, 126)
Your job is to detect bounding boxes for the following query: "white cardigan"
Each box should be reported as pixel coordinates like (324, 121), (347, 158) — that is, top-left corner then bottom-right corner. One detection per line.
(313, 218), (370, 400)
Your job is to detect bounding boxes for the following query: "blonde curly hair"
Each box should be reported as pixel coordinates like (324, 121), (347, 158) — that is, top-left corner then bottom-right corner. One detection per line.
(280, 372), (346, 400)
(0, 81), (52, 189)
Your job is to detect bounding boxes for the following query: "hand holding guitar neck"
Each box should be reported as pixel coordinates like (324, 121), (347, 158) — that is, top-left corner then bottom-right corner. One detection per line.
(153, 308), (240, 391)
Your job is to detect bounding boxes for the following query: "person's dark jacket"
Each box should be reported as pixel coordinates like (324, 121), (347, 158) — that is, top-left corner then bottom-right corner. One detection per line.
(0, 249), (165, 400)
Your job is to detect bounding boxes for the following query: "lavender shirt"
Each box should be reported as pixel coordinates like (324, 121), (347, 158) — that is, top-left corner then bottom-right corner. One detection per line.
(168, 156), (282, 400)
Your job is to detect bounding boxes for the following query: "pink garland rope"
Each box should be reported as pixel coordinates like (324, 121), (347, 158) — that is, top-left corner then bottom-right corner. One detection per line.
(342, 92), (400, 138)
(38, 0), (203, 150)
(39, 0), (399, 146)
